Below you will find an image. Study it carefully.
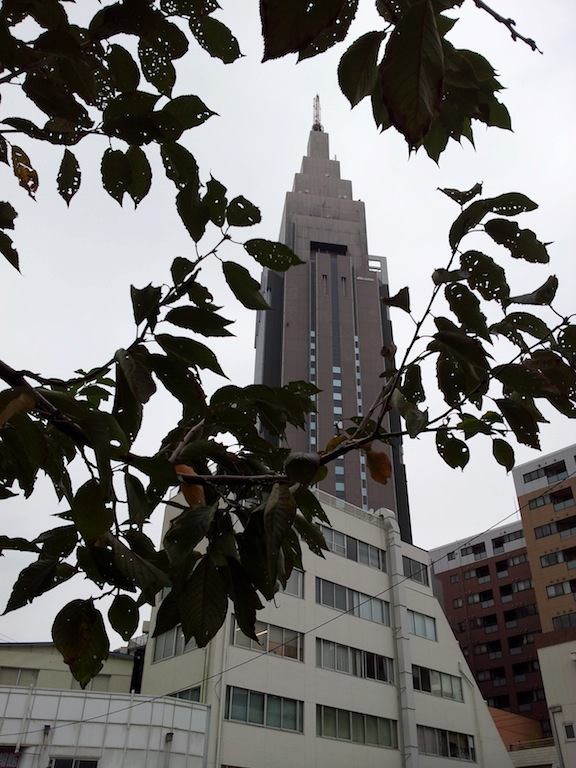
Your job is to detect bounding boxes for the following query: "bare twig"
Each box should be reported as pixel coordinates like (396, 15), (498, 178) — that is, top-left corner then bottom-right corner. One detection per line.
(169, 419), (206, 464)
(472, 0), (542, 53)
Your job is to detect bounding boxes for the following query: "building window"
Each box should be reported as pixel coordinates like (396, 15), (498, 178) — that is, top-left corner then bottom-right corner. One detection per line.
(333, 392), (342, 401)
(335, 481), (345, 492)
(453, 598), (463, 609)
(460, 543), (486, 559)
(0, 749), (18, 768)
(564, 723), (575, 740)
(225, 686), (304, 733)
(153, 625), (197, 662)
(408, 610), (437, 641)
(417, 726), (476, 761)
(51, 761), (98, 768)
(523, 460), (567, 484)
(170, 686), (201, 701)
(553, 612), (576, 630)
(332, 366), (341, 374)
(412, 666), (464, 702)
(0, 667), (38, 687)
(492, 529), (524, 552)
(333, 406), (343, 415)
(546, 580), (576, 598)
(333, 378), (342, 387)
(450, 574), (460, 584)
(316, 704), (397, 748)
(402, 556), (430, 586)
(70, 675), (110, 692)
(231, 617), (304, 661)
(334, 466), (344, 476)
(282, 568), (304, 598)
(447, 551), (456, 561)
(316, 638), (394, 684)
(320, 526), (386, 570)
(316, 578), (390, 625)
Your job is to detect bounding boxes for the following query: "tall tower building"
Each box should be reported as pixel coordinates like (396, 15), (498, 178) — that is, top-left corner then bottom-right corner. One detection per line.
(254, 101), (412, 542)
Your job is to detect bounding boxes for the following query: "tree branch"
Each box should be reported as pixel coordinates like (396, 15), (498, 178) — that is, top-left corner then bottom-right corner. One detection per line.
(471, 0), (542, 53)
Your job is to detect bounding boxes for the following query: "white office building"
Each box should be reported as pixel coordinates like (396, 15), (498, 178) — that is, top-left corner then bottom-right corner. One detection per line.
(141, 491), (512, 767)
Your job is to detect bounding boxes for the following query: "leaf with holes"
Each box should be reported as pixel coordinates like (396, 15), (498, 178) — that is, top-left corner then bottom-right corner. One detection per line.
(56, 149), (81, 206)
(71, 480), (114, 542)
(204, 177), (228, 226)
(4, 558), (75, 614)
(380, 0), (444, 147)
(496, 398), (540, 450)
(227, 196), (261, 227)
(484, 218), (550, 263)
(130, 284), (162, 330)
(338, 31), (386, 108)
(107, 44), (140, 92)
(0, 202), (17, 230)
(161, 142), (199, 190)
(176, 183), (209, 241)
(402, 363), (425, 404)
(11, 146), (38, 198)
(52, 600), (109, 687)
(138, 40), (176, 97)
(222, 261), (269, 311)
(506, 276), (558, 308)
(460, 250), (509, 304)
(293, 514), (327, 557)
(439, 183), (483, 206)
(436, 428), (469, 469)
(101, 148), (129, 205)
(492, 438), (515, 472)
(445, 284), (490, 340)
(160, 95), (216, 132)
(108, 594), (139, 641)
(190, 15), (242, 63)
(449, 193), (538, 250)
(125, 146), (152, 207)
(244, 239), (303, 271)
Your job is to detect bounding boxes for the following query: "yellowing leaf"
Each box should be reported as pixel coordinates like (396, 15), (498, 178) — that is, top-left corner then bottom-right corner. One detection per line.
(11, 146), (39, 198)
(324, 434), (346, 453)
(365, 448), (392, 485)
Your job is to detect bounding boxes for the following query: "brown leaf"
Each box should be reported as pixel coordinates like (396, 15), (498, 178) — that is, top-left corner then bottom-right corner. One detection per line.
(175, 463), (206, 507)
(0, 392), (35, 428)
(12, 146), (39, 198)
(364, 448), (392, 485)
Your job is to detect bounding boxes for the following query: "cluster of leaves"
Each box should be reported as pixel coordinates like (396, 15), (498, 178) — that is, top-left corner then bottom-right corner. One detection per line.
(0, 0), (566, 688)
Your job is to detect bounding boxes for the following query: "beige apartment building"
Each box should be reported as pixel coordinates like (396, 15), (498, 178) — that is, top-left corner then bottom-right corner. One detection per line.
(141, 491), (512, 768)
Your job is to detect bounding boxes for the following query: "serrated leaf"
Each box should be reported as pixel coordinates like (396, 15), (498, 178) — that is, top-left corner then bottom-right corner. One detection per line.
(244, 239), (303, 271)
(115, 348), (156, 404)
(496, 398), (540, 449)
(449, 193), (538, 250)
(292, 485), (331, 524)
(204, 176), (227, 226)
(57, 149), (81, 206)
(52, 599), (109, 687)
(445, 284), (490, 340)
(190, 15), (241, 63)
(161, 95), (216, 131)
(402, 364), (425, 404)
(227, 196), (261, 227)
(222, 261), (269, 310)
(101, 148), (129, 205)
(176, 182), (209, 241)
(71, 479), (114, 542)
(108, 535), (170, 604)
(161, 142), (199, 189)
(382, 286), (410, 313)
(506, 276), (558, 308)
(338, 31), (386, 108)
(108, 594), (139, 641)
(0, 232), (19, 271)
(490, 312), (551, 343)
(156, 334), (226, 377)
(164, 504), (215, 570)
(293, 513), (327, 557)
(439, 183), (482, 206)
(166, 306), (233, 336)
(130, 284), (162, 329)
(460, 250), (509, 304)
(138, 39), (176, 97)
(107, 44), (140, 92)
(380, 0), (444, 148)
(178, 556), (227, 646)
(4, 558), (75, 614)
(484, 218), (550, 264)
(436, 428), (469, 469)
(456, 414), (492, 439)
(125, 146), (152, 207)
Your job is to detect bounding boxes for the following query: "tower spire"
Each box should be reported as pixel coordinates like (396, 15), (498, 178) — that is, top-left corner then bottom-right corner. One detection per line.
(312, 94), (323, 132)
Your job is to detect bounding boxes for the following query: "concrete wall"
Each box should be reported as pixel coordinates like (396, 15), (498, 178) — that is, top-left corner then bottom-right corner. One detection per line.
(538, 636), (576, 768)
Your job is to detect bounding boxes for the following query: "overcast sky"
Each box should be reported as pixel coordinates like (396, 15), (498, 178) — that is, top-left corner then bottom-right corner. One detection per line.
(1, 1), (575, 642)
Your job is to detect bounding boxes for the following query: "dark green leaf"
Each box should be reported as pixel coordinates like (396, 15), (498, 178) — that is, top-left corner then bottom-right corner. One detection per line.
(152, 588), (178, 637)
(125, 472), (151, 528)
(445, 284), (490, 340)
(108, 534), (170, 604)
(439, 183), (482, 206)
(115, 348), (156, 404)
(244, 239), (303, 271)
(0, 202), (18, 230)
(4, 558), (75, 613)
(148, 353), (205, 407)
(166, 306), (233, 336)
(156, 334), (226, 377)
(402, 363), (425, 404)
(101, 148), (129, 205)
(108, 594), (139, 641)
(35, 526), (77, 559)
(460, 250), (509, 304)
(435, 428), (469, 469)
(190, 15), (242, 63)
(0, 536), (40, 554)
(449, 193), (538, 250)
(71, 480), (114, 542)
(432, 268), (468, 285)
(261, 0), (358, 62)
(125, 146), (152, 207)
(484, 218), (550, 264)
(422, 118), (449, 162)
(429, 330), (491, 377)
(490, 312), (551, 343)
(292, 485), (331, 525)
(52, 600), (109, 688)
(492, 439), (515, 472)
(380, 0), (444, 147)
(496, 398), (540, 449)
(227, 196), (261, 227)
(113, 364), (142, 446)
(164, 505), (215, 570)
(222, 261), (269, 310)
(57, 149), (81, 206)
(0, 136), (8, 165)
(382, 286), (410, 313)
(107, 44), (140, 92)
(293, 513), (327, 556)
(204, 176), (228, 226)
(227, 560), (263, 642)
(130, 284), (162, 329)
(161, 95), (216, 132)
(161, 143), (199, 189)
(456, 414), (492, 439)
(178, 556), (227, 646)
(0, 231), (19, 271)
(338, 31), (386, 108)
(264, 483), (297, 584)
(138, 40), (176, 97)
(176, 182), (209, 241)
(506, 276), (558, 308)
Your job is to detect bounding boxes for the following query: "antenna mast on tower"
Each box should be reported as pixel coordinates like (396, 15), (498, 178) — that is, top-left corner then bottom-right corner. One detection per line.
(312, 94), (323, 132)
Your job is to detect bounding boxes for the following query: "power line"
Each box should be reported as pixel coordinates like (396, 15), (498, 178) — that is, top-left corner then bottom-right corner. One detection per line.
(1, 467), (574, 740)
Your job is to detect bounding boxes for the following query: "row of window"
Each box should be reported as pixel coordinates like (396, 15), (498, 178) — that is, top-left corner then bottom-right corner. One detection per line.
(530, 488), (575, 512)
(0, 667), (111, 692)
(153, 624), (197, 661)
(541, 547), (576, 568)
(546, 579), (576, 598)
(523, 459), (567, 484)
(320, 525), (386, 570)
(402, 555), (430, 586)
(492, 529), (524, 551)
(231, 618), (303, 661)
(417, 726), (476, 762)
(553, 611), (576, 630)
(315, 577), (390, 625)
(225, 686), (304, 732)
(316, 638), (394, 684)
(412, 665), (464, 701)
(535, 514), (576, 540)
(316, 704), (397, 749)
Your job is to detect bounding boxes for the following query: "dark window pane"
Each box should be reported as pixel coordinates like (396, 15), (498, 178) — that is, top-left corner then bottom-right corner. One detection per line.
(248, 691), (265, 724)
(346, 537), (358, 561)
(266, 695), (282, 728)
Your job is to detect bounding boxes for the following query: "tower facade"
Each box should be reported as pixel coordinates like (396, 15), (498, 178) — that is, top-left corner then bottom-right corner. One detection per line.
(254, 117), (412, 542)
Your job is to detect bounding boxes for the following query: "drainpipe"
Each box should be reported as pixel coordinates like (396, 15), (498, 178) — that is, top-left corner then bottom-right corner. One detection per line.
(458, 664), (484, 766)
(383, 512), (419, 768)
(549, 706), (566, 768)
